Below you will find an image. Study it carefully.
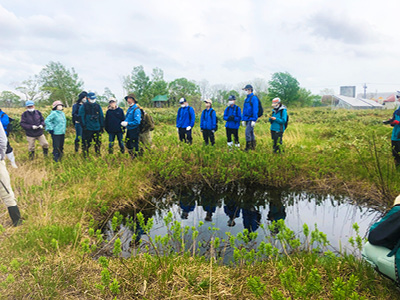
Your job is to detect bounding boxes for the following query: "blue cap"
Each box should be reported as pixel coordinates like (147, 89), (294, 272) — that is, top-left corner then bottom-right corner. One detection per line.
(228, 95), (236, 100)
(87, 92), (96, 100)
(25, 100), (34, 107)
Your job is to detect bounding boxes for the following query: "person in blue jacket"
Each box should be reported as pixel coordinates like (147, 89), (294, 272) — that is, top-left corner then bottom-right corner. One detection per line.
(223, 95), (241, 148)
(176, 98), (195, 144)
(242, 84), (259, 151)
(269, 98), (288, 153)
(45, 101), (67, 162)
(0, 109), (18, 168)
(121, 93), (141, 158)
(72, 91), (87, 153)
(383, 102), (400, 167)
(105, 97), (125, 154)
(200, 99), (217, 146)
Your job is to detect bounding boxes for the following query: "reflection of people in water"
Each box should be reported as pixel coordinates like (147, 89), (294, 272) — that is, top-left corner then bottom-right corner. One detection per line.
(224, 198), (241, 227)
(242, 207), (262, 232)
(267, 190), (286, 234)
(179, 188), (196, 219)
(199, 186), (222, 222)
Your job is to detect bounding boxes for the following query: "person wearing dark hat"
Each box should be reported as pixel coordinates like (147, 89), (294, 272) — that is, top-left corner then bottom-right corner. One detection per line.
(20, 101), (49, 160)
(105, 97), (125, 154)
(78, 92), (104, 157)
(45, 101), (66, 162)
(121, 93), (141, 158)
(72, 91), (87, 153)
(269, 97), (288, 153)
(223, 95), (242, 148)
(200, 99), (217, 146)
(176, 97), (195, 144)
(242, 84), (259, 151)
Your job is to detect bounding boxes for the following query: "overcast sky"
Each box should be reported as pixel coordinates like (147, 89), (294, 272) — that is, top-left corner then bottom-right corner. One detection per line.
(1, 0), (400, 100)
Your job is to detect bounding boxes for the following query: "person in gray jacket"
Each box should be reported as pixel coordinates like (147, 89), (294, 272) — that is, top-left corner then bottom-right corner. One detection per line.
(0, 122), (21, 226)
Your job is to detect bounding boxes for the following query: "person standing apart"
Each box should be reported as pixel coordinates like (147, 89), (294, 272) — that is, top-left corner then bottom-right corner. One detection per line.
(45, 101), (66, 162)
(0, 109), (18, 168)
(200, 99), (217, 146)
(223, 95), (241, 148)
(0, 122), (21, 226)
(72, 91), (87, 153)
(78, 92), (104, 157)
(176, 98), (195, 144)
(269, 98), (288, 153)
(105, 97), (125, 154)
(242, 84), (259, 151)
(20, 101), (49, 160)
(121, 93), (141, 158)
(383, 101), (400, 167)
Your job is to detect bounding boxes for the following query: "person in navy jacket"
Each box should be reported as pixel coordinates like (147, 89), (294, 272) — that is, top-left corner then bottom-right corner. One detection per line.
(242, 84), (259, 151)
(121, 93), (141, 158)
(223, 95), (241, 148)
(269, 97), (288, 153)
(200, 99), (217, 146)
(176, 98), (195, 144)
(105, 97), (125, 154)
(72, 91), (87, 153)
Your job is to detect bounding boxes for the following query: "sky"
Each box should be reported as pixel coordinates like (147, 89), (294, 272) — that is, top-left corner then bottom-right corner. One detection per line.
(1, 0), (400, 100)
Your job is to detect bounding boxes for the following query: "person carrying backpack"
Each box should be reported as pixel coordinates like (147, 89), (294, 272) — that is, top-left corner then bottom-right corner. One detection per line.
(45, 101), (67, 162)
(72, 91), (87, 153)
(176, 97), (195, 144)
(200, 99), (217, 146)
(0, 109), (18, 168)
(105, 97), (125, 154)
(269, 97), (288, 153)
(137, 104), (155, 154)
(121, 93), (141, 158)
(78, 92), (104, 157)
(242, 84), (260, 151)
(223, 95), (241, 148)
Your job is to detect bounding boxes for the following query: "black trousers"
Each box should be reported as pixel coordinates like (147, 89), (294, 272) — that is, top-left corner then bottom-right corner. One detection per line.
(392, 140), (400, 167)
(271, 131), (283, 153)
(226, 128), (239, 143)
(178, 128), (192, 144)
(202, 129), (215, 146)
(51, 134), (65, 162)
(126, 127), (140, 152)
(82, 130), (102, 156)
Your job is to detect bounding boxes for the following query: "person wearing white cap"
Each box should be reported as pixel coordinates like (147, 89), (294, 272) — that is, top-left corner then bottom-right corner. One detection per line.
(200, 99), (217, 146)
(269, 97), (288, 153)
(105, 97), (125, 154)
(45, 101), (66, 162)
(176, 97), (195, 144)
(223, 95), (241, 148)
(362, 194), (400, 282)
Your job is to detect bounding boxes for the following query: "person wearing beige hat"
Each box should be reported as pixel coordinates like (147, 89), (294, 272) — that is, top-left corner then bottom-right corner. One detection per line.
(105, 97), (125, 154)
(362, 194), (400, 282)
(45, 101), (66, 162)
(200, 99), (217, 146)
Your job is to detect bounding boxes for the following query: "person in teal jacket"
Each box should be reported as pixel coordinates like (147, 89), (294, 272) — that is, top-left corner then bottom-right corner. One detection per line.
(269, 98), (288, 153)
(121, 93), (141, 158)
(45, 101), (67, 162)
(383, 105), (400, 167)
(200, 99), (217, 146)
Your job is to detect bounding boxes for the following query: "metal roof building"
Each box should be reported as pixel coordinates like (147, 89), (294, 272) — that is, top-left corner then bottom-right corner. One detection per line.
(332, 95), (383, 109)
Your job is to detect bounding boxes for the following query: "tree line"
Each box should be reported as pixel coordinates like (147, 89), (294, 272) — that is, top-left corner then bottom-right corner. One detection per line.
(0, 61), (323, 108)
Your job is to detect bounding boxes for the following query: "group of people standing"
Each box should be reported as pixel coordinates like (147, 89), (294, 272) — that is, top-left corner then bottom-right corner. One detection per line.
(177, 84), (289, 152)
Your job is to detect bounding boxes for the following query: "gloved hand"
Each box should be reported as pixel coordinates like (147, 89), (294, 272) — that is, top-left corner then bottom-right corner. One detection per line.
(38, 125), (43, 129)
(121, 121), (128, 127)
(242, 121), (246, 127)
(251, 121), (256, 128)
(75, 121), (80, 124)
(32, 125), (38, 130)
(211, 130), (215, 133)
(186, 126), (192, 131)
(228, 115), (234, 121)
(48, 130), (54, 135)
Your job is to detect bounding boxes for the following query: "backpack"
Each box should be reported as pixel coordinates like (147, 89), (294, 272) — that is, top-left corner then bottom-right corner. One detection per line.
(134, 107), (155, 134)
(83, 102), (101, 121)
(280, 109), (289, 129)
(249, 95), (264, 118)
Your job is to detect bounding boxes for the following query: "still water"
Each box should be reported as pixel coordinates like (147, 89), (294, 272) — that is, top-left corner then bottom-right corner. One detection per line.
(104, 184), (384, 259)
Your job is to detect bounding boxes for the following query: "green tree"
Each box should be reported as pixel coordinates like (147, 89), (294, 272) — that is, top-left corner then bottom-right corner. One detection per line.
(296, 88), (321, 107)
(147, 68), (168, 102)
(168, 78), (200, 105)
(16, 76), (44, 102)
(0, 91), (22, 108)
(268, 72), (300, 106)
(123, 65), (151, 106)
(39, 61), (84, 107)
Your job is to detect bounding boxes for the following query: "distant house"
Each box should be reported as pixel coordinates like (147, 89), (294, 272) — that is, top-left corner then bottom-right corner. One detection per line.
(332, 95), (383, 109)
(152, 95), (169, 108)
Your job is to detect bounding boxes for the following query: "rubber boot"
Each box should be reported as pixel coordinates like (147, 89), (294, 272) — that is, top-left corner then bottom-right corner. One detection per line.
(108, 147), (113, 154)
(29, 151), (35, 160)
(252, 140), (256, 150)
(128, 149), (137, 159)
(245, 141), (251, 151)
(6, 151), (18, 168)
(43, 148), (49, 157)
(74, 140), (79, 153)
(7, 206), (21, 227)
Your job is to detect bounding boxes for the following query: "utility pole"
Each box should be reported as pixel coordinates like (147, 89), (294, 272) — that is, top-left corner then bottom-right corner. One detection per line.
(363, 83), (367, 99)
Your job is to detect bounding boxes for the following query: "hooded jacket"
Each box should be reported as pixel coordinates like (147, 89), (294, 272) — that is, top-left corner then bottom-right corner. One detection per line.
(176, 106), (195, 128)
(72, 103), (82, 123)
(78, 102), (104, 131)
(269, 105), (288, 133)
(45, 110), (67, 135)
(200, 108), (217, 131)
(242, 93), (259, 122)
(20, 110), (45, 137)
(125, 104), (141, 130)
(105, 107), (125, 133)
(223, 105), (241, 129)
(0, 110), (10, 135)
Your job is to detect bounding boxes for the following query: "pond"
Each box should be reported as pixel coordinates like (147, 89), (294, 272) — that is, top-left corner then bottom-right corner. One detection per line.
(103, 184), (384, 260)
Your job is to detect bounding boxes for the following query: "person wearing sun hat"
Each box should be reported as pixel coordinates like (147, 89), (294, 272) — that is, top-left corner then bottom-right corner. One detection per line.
(200, 99), (217, 146)
(269, 97), (288, 153)
(362, 194), (400, 282)
(45, 101), (66, 162)
(105, 97), (125, 154)
(122, 93), (141, 158)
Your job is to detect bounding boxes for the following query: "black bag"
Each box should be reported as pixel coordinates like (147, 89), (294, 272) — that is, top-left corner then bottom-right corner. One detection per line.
(249, 95), (263, 118)
(280, 109), (289, 129)
(368, 210), (400, 250)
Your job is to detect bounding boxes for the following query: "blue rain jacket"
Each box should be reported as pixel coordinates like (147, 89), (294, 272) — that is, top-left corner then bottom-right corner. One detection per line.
(125, 104), (141, 130)
(223, 105), (241, 129)
(242, 93), (259, 122)
(176, 106), (195, 128)
(45, 110), (67, 135)
(391, 109), (400, 141)
(200, 108), (217, 130)
(0, 110), (10, 135)
(269, 105), (288, 133)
